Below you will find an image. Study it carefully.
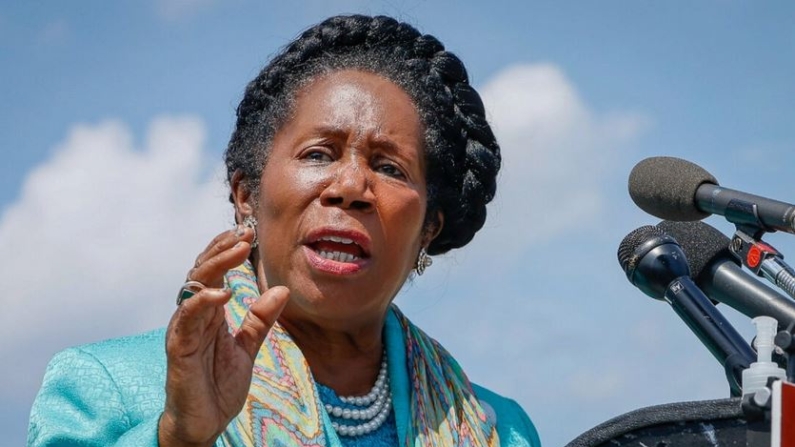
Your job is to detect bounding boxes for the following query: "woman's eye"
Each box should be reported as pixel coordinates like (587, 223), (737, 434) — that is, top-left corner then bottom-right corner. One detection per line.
(304, 150), (333, 162)
(376, 163), (406, 179)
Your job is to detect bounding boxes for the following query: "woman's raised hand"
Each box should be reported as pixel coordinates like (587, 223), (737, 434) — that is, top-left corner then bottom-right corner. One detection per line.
(158, 225), (289, 447)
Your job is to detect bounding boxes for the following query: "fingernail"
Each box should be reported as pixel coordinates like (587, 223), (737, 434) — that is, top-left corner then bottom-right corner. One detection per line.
(235, 225), (245, 237)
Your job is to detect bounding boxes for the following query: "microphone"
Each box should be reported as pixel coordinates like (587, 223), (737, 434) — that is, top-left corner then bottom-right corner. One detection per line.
(657, 220), (795, 329)
(618, 225), (755, 396)
(628, 156), (795, 234)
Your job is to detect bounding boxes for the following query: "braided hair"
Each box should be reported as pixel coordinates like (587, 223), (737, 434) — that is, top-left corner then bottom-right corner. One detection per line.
(225, 15), (500, 255)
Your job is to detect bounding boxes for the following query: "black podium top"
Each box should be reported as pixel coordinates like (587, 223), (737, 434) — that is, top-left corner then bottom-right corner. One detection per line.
(565, 398), (769, 447)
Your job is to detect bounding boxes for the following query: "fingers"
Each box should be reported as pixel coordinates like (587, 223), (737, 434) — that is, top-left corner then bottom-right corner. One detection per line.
(234, 286), (290, 360)
(167, 288), (232, 356)
(195, 225), (252, 266)
(169, 225), (259, 354)
(188, 226), (255, 289)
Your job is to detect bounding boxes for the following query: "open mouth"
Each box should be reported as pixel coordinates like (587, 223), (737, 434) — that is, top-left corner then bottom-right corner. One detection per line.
(307, 235), (368, 264)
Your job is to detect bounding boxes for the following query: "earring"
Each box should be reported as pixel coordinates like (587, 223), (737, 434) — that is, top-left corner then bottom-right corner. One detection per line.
(415, 247), (432, 275)
(242, 215), (259, 248)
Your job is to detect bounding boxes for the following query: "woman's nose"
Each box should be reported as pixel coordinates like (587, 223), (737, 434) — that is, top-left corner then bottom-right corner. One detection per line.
(319, 158), (375, 211)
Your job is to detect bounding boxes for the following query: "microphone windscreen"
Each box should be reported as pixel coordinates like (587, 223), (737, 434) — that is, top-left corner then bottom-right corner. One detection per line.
(656, 220), (734, 281)
(628, 157), (718, 221)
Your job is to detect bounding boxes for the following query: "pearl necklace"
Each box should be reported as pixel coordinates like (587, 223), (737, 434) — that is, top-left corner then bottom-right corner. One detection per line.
(323, 356), (392, 437)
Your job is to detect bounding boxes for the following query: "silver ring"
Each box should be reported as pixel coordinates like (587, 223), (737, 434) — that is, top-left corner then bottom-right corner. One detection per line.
(176, 280), (206, 306)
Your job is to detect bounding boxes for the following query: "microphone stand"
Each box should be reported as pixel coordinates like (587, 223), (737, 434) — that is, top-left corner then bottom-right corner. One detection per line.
(774, 323), (795, 383)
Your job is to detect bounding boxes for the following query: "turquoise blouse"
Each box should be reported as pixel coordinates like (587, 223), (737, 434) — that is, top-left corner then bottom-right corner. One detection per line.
(28, 311), (541, 447)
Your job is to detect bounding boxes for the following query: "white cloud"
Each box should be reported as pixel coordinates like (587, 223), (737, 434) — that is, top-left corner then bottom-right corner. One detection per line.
(477, 64), (651, 255)
(0, 116), (231, 401)
(155, 0), (219, 21)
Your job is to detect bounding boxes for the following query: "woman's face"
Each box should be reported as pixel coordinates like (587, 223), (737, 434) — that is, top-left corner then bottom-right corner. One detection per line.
(252, 69), (432, 327)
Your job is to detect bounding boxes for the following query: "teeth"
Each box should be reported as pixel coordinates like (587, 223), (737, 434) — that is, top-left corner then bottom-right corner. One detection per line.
(319, 235), (355, 244)
(318, 250), (359, 262)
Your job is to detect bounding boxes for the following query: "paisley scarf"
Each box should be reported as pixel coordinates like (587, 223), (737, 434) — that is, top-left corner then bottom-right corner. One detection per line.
(220, 261), (499, 447)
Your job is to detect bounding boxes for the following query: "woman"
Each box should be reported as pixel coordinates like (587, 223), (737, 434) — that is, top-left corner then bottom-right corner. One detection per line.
(28, 14), (540, 447)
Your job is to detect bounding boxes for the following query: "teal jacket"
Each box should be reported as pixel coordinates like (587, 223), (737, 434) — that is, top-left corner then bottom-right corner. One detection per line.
(28, 315), (541, 447)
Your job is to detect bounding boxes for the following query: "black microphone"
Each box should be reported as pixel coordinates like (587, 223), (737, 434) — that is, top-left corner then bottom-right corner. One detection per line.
(657, 220), (795, 329)
(618, 225), (755, 396)
(628, 156), (795, 234)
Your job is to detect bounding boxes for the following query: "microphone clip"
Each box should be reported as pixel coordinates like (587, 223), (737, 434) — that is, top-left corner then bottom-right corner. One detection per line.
(730, 229), (783, 275)
(729, 228), (795, 300)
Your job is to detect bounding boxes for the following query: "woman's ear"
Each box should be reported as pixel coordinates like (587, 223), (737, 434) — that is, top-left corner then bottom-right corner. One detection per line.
(422, 211), (444, 248)
(231, 170), (254, 224)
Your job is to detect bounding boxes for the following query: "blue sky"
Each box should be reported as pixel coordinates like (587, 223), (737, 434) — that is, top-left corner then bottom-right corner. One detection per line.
(3, 1), (795, 446)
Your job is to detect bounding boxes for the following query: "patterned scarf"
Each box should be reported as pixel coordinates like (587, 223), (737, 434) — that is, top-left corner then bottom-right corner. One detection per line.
(220, 261), (499, 447)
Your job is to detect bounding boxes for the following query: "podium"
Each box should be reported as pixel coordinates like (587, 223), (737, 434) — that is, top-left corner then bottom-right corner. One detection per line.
(565, 398), (771, 447)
